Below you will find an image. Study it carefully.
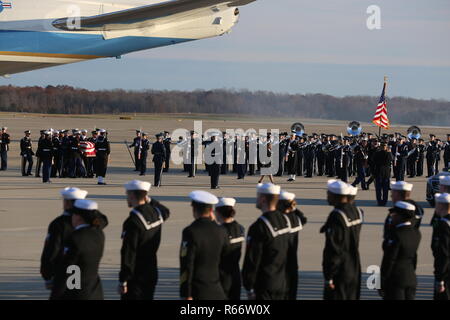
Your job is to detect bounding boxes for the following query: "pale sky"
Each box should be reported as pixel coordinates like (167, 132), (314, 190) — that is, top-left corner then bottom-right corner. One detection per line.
(3, 0), (450, 99)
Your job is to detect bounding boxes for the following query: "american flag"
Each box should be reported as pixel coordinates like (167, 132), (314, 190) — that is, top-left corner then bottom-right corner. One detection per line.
(372, 80), (390, 129)
(1, 2), (12, 8)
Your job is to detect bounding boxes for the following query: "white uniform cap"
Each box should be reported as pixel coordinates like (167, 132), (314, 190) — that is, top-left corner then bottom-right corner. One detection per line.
(348, 185), (358, 196)
(216, 197), (236, 208)
(394, 201), (416, 211)
(327, 180), (351, 195)
(81, 129), (87, 133)
(73, 199), (98, 211)
(125, 180), (151, 192)
(279, 191), (295, 201)
(390, 181), (413, 191)
(99, 129), (106, 133)
(60, 187), (88, 200)
(435, 193), (450, 204)
(439, 176), (450, 186)
(189, 190), (219, 205)
(210, 132), (220, 137)
(257, 183), (281, 195)
(44, 130), (52, 135)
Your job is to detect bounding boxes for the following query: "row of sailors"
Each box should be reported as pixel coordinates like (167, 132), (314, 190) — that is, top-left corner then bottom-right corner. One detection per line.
(40, 178), (450, 300)
(18, 128), (111, 184)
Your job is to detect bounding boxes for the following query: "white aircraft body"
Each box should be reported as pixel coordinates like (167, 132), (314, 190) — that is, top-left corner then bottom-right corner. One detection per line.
(0, 0), (256, 76)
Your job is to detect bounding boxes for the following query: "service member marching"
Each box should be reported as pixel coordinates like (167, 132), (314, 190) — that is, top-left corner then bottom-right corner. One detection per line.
(40, 187), (88, 299)
(179, 191), (229, 300)
(380, 201), (421, 300)
(52, 199), (108, 300)
(215, 197), (245, 300)
(242, 183), (290, 300)
(431, 193), (450, 300)
(321, 180), (363, 300)
(119, 180), (170, 300)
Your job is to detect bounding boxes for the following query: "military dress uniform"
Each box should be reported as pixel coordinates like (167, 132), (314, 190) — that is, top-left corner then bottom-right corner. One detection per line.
(137, 136), (150, 176)
(39, 134), (54, 183)
(180, 191), (229, 300)
(219, 220), (245, 300)
(51, 133), (62, 177)
(95, 131), (110, 185)
(321, 202), (363, 300)
(284, 208), (307, 300)
(0, 128), (10, 170)
(444, 137), (450, 169)
(426, 139), (439, 177)
(151, 136), (166, 187)
(120, 188), (170, 300)
(20, 132), (34, 176)
(163, 133), (172, 172)
(431, 200), (450, 300)
(40, 187), (88, 299)
(52, 200), (108, 300)
(381, 202), (421, 300)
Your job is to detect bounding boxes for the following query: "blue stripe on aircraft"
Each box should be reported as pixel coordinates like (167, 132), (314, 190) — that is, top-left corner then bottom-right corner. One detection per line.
(0, 30), (193, 57)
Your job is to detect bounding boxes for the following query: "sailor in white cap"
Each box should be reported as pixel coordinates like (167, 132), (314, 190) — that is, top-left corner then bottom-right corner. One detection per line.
(180, 190), (228, 300)
(52, 199), (108, 300)
(95, 128), (110, 185)
(431, 193), (450, 299)
(40, 187), (89, 298)
(215, 197), (245, 300)
(389, 181), (424, 229)
(380, 201), (421, 300)
(119, 180), (170, 300)
(439, 176), (450, 193)
(0, 126), (10, 171)
(242, 183), (290, 300)
(276, 190), (308, 300)
(321, 180), (363, 300)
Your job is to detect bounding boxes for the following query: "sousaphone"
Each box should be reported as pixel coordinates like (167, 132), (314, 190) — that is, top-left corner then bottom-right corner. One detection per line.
(347, 121), (362, 136)
(291, 122), (305, 136)
(407, 126), (421, 140)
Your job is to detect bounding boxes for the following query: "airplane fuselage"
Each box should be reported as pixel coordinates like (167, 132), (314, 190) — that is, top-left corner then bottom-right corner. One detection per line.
(0, 0), (241, 75)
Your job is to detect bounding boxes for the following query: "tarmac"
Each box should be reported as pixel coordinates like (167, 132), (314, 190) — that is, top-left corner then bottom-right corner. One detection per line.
(0, 113), (447, 300)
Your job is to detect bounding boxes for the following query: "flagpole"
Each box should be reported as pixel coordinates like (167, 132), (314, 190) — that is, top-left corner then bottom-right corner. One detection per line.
(379, 75), (387, 137)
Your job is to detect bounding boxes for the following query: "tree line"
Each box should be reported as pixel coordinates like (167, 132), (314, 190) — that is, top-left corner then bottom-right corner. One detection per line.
(0, 85), (449, 126)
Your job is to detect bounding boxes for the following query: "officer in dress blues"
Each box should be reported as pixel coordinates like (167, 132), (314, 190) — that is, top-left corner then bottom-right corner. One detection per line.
(119, 180), (170, 300)
(163, 131), (172, 172)
(151, 133), (166, 187)
(215, 197), (245, 300)
(20, 130), (34, 176)
(179, 191), (229, 300)
(39, 130), (54, 183)
(129, 130), (142, 172)
(242, 183), (290, 300)
(138, 132), (150, 176)
(40, 187), (88, 299)
(0, 126), (10, 171)
(95, 129), (110, 185)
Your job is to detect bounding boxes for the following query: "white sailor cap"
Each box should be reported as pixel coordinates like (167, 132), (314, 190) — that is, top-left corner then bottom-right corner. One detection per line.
(73, 199), (98, 211)
(348, 185), (358, 196)
(439, 176), (450, 186)
(327, 180), (351, 195)
(390, 181), (413, 191)
(257, 183), (281, 195)
(393, 201), (416, 211)
(124, 180), (151, 192)
(189, 190), (219, 205)
(60, 187), (88, 200)
(435, 193), (450, 204)
(279, 191), (295, 201)
(216, 197), (236, 208)
(44, 130), (52, 135)
(99, 129), (106, 133)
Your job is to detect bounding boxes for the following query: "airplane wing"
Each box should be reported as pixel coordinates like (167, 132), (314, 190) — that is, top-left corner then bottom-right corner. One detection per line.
(53, 0), (256, 31)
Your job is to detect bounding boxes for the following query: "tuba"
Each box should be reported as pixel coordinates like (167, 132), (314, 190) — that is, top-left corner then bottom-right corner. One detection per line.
(347, 121), (362, 136)
(290, 122), (305, 136)
(407, 126), (421, 140)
